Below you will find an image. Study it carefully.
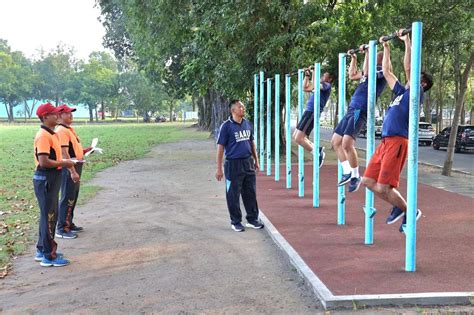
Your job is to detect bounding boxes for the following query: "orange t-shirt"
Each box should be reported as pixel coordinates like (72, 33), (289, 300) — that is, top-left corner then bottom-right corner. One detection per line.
(55, 124), (84, 160)
(34, 126), (62, 170)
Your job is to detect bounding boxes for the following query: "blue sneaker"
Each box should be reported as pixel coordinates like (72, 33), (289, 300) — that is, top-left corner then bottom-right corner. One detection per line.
(246, 220), (264, 229)
(319, 147), (326, 168)
(386, 207), (405, 224)
(399, 209), (422, 233)
(34, 250), (63, 262)
(348, 177), (362, 193)
(231, 222), (245, 232)
(55, 230), (77, 239)
(40, 256), (70, 267)
(338, 173), (351, 186)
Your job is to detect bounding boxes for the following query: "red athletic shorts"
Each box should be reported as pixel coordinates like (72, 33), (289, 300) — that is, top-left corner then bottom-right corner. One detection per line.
(364, 136), (408, 188)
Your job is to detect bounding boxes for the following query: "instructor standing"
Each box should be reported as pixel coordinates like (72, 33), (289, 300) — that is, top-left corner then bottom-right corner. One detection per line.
(215, 100), (263, 232)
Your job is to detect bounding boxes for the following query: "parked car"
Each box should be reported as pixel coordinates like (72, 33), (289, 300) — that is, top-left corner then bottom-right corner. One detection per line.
(155, 115), (167, 123)
(418, 122), (435, 146)
(432, 125), (474, 152)
(358, 119), (383, 139)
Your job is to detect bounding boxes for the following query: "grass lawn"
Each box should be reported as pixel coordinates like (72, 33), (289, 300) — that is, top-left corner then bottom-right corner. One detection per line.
(0, 122), (208, 275)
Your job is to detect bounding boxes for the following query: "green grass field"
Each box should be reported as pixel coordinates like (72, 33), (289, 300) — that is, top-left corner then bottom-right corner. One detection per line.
(0, 122), (208, 274)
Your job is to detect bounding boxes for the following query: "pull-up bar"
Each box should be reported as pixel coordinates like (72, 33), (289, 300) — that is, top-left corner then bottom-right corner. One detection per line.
(347, 27), (412, 56)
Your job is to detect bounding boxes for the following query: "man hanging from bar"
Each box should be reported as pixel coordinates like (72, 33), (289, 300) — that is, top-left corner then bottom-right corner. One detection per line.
(331, 46), (387, 193)
(293, 67), (333, 168)
(362, 30), (433, 232)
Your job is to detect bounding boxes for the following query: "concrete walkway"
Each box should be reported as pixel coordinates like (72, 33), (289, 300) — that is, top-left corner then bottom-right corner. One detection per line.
(0, 140), (321, 314)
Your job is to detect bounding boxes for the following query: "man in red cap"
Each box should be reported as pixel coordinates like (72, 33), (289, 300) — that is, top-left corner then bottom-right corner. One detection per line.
(33, 103), (76, 267)
(55, 104), (93, 239)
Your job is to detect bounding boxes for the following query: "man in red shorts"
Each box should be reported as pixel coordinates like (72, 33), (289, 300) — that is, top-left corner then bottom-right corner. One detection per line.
(362, 30), (433, 232)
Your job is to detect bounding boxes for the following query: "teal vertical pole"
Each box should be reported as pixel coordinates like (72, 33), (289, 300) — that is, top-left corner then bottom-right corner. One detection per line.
(313, 63), (321, 208)
(266, 79), (272, 176)
(337, 53), (346, 225)
(406, 21), (422, 272)
(275, 74), (280, 181)
(259, 71), (264, 172)
(364, 40), (377, 244)
(297, 69), (304, 197)
(285, 74), (292, 189)
(254, 74), (259, 155)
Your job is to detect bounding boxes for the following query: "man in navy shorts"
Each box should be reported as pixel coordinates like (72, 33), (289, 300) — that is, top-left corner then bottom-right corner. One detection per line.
(331, 45), (387, 193)
(362, 30), (433, 232)
(294, 67), (333, 168)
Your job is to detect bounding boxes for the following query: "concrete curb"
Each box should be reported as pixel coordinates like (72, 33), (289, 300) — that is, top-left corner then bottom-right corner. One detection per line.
(259, 211), (474, 310)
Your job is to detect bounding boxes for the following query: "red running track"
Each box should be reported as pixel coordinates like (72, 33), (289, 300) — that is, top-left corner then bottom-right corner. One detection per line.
(257, 164), (474, 295)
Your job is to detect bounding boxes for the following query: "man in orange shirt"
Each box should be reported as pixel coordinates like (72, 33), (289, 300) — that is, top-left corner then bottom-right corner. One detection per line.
(55, 104), (92, 239)
(33, 103), (75, 267)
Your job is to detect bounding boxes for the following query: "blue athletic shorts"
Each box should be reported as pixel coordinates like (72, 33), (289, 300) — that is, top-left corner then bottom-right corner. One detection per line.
(334, 109), (367, 139)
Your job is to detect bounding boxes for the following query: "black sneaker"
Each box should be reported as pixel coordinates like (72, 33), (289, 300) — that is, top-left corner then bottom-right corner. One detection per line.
(231, 223), (245, 232)
(337, 173), (351, 186)
(399, 209), (422, 233)
(70, 224), (83, 232)
(246, 220), (264, 229)
(55, 230), (78, 239)
(319, 147), (326, 168)
(348, 176), (362, 193)
(386, 207), (405, 224)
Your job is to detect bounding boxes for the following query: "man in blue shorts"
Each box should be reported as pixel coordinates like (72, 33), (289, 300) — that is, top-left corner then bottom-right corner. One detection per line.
(215, 100), (263, 232)
(331, 45), (387, 193)
(294, 68), (333, 168)
(363, 30), (433, 233)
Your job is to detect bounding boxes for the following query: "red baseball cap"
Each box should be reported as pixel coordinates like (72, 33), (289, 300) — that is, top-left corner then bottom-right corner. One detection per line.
(36, 103), (63, 118)
(57, 104), (77, 113)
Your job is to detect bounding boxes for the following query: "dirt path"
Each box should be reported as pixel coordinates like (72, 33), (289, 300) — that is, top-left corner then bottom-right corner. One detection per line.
(0, 140), (322, 314)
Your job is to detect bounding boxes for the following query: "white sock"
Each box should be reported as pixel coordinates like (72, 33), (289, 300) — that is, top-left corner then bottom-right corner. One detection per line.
(351, 166), (359, 178)
(341, 160), (351, 174)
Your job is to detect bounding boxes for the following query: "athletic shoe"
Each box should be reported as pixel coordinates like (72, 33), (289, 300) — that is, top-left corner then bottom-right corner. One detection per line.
(55, 231), (78, 239)
(386, 207), (405, 224)
(399, 209), (422, 233)
(70, 224), (83, 232)
(337, 173), (351, 186)
(348, 176), (362, 193)
(40, 257), (70, 267)
(319, 147), (326, 168)
(246, 220), (264, 229)
(231, 223), (245, 232)
(35, 250), (63, 262)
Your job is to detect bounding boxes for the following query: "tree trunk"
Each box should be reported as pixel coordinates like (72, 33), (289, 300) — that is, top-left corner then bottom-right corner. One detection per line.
(95, 105), (98, 122)
(101, 101), (106, 120)
(436, 56), (447, 133)
(88, 105), (94, 122)
(424, 92), (432, 123)
(169, 100), (174, 122)
(4, 103), (12, 122)
(8, 102), (15, 122)
(470, 105), (474, 125)
(442, 51), (473, 176)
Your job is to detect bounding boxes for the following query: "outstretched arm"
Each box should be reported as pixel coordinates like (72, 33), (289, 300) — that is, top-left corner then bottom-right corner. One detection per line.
(398, 29), (411, 86)
(380, 37), (398, 90)
(303, 68), (313, 92)
(348, 52), (363, 80)
(362, 45), (369, 76)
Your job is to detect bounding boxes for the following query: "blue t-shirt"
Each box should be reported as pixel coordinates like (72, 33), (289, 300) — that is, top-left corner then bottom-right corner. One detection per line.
(349, 66), (387, 112)
(217, 117), (254, 159)
(382, 81), (424, 138)
(305, 82), (332, 113)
